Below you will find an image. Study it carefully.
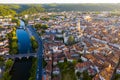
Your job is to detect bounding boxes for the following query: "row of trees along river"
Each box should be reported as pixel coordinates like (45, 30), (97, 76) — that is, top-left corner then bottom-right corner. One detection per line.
(9, 20), (33, 80)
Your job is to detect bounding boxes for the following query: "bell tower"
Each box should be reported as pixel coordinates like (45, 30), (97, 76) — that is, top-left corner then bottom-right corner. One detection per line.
(77, 19), (81, 32)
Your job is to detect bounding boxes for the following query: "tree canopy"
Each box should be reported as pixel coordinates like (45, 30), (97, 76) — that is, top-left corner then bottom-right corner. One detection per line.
(30, 36), (38, 51)
(1, 4), (120, 17)
(0, 5), (16, 16)
(11, 18), (20, 26)
(19, 6), (45, 16)
(68, 35), (75, 45)
(5, 59), (14, 70)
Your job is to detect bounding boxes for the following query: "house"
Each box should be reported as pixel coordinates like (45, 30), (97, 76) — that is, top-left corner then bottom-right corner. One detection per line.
(75, 61), (91, 73)
(88, 68), (97, 76)
(81, 56), (88, 62)
(93, 64), (114, 80)
(0, 42), (4, 46)
(0, 48), (9, 55)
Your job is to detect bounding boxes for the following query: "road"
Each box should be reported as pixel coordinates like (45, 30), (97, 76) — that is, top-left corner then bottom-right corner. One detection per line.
(27, 25), (43, 80)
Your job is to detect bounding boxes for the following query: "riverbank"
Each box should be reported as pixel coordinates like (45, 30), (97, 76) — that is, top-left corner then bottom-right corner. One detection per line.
(27, 25), (43, 80)
(8, 27), (18, 55)
(6, 20), (41, 80)
(2, 59), (14, 80)
(28, 58), (37, 80)
(10, 20), (33, 80)
(30, 36), (38, 52)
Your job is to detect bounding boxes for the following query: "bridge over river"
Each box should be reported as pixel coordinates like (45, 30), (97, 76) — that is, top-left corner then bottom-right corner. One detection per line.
(3, 53), (37, 59)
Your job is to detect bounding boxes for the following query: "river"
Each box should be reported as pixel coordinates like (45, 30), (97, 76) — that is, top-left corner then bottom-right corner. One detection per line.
(10, 20), (33, 80)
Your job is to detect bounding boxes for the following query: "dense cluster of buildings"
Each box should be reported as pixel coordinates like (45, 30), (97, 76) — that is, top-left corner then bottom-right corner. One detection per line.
(28, 12), (120, 80)
(0, 15), (17, 27)
(0, 16), (14, 55)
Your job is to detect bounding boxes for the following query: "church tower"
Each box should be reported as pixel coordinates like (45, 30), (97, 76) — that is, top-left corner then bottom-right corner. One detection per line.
(77, 19), (81, 32)
(77, 19), (83, 42)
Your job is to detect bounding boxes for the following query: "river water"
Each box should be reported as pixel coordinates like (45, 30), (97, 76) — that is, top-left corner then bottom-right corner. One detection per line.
(10, 20), (33, 80)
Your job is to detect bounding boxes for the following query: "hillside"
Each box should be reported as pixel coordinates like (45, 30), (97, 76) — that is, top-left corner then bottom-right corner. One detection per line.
(43, 4), (120, 12)
(0, 4), (45, 16)
(0, 5), (16, 16)
(19, 5), (45, 15)
(1, 4), (120, 16)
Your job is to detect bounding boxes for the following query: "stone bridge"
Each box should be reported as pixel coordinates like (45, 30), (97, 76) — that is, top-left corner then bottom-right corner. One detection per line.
(3, 53), (37, 59)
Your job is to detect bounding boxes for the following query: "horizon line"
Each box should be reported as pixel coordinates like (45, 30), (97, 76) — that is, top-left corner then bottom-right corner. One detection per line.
(0, 3), (120, 4)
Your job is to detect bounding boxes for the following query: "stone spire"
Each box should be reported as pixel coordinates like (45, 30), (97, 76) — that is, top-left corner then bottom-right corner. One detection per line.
(77, 19), (81, 32)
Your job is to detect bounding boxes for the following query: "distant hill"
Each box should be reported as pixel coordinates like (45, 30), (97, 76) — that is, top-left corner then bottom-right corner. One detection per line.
(19, 5), (45, 15)
(0, 4), (45, 16)
(0, 5), (16, 16)
(43, 4), (120, 12)
(1, 4), (120, 16)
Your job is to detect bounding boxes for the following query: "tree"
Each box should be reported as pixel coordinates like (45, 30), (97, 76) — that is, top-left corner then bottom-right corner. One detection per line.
(41, 17), (49, 21)
(28, 58), (37, 80)
(8, 27), (18, 55)
(34, 24), (48, 30)
(41, 24), (48, 29)
(76, 71), (81, 78)
(12, 31), (16, 37)
(68, 35), (75, 45)
(0, 5), (16, 16)
(2, 70), (11, 80)
(83, 71), (92, 80)
(72, 60), (77, 66)
(30, 36), (38, 51)
(114, 74), (120, 80)
(64, 58), (67, 62)
(11, 42), (18, 48)
(0, 57), (4, 61)
(32, 41), (38, 49)
(5, 59), (13, 70)
(34, 24), (42, 29)
(78, 59), (83, 63)
(31, 36), (35, 41)
(10, 49), (18, 54)
(19, 6), (45, 16)
(12, 18), (20, 26)
(42, 58), (47, 68)
(7, 32), (12, 38)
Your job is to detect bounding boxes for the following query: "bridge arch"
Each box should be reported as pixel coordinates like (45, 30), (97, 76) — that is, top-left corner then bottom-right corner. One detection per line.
(29, 56), (34, 59)
(15, 57), (21, 61)
(21, 57), (29, 60)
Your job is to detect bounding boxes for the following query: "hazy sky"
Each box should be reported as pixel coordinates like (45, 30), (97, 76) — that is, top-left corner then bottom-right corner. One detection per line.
(0, 0), (120, 4)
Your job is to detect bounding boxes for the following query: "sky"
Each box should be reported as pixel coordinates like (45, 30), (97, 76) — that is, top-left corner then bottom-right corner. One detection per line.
(0, 0), (120, 4)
